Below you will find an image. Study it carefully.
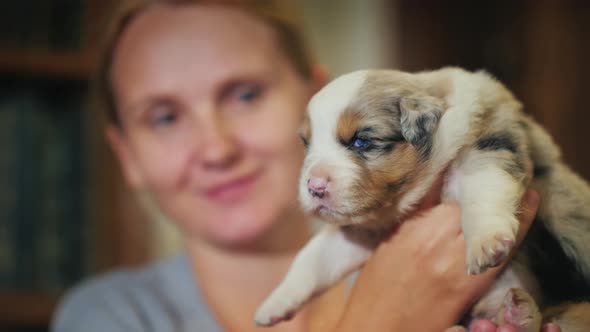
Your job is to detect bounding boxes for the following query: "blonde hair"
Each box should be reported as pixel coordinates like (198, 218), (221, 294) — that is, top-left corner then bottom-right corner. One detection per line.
(95, 0), (314, 125)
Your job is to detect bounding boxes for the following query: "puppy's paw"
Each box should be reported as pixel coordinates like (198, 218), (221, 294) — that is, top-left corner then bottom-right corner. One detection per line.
(443, 325), (468, 332)
(495, 288), (542, 332)
(465, 229), (515, 274)
(254, 289), (304, 327)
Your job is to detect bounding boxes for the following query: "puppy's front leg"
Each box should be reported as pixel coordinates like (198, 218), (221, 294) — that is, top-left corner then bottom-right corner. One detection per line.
(444, 146), (527, 274)
(254, 225), (372, 326)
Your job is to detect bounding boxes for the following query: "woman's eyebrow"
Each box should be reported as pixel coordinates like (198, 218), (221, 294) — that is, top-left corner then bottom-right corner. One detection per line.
(215, 71), (275, 97)
(122, 95), (176, 118)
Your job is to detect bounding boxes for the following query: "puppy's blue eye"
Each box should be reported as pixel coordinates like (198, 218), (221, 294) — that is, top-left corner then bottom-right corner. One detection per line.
(352, 137), (371, 149)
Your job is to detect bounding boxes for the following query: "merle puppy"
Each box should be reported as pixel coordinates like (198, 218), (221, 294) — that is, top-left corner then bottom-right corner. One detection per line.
(256, 67), (590, 332)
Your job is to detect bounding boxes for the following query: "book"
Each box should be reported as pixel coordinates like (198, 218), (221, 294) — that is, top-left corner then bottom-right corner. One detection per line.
(0, 0), (85, 50)
(0, 92), (21, 286)
(0, 81), (88, 291)
(13, 89), (45, 289)
(37, 87), (87, 290)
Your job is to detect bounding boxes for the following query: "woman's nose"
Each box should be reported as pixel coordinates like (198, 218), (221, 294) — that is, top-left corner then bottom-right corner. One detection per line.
(198, 116), (239, 169)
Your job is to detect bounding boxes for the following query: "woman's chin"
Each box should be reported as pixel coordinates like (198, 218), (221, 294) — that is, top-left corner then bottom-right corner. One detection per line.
(202, 210), (280, 250)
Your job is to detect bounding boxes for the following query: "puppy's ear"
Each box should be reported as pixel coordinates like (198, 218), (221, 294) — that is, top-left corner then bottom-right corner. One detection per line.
(399, 95), (443, 149)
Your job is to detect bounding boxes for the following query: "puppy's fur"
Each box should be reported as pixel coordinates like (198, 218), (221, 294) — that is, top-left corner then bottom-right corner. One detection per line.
(255, 67), (590, 331)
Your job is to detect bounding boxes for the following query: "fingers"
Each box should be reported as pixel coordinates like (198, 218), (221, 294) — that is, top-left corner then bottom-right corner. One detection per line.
(467, 321), (560, 332)
(468, 319), (557, 332)
(467, 320), (519, 332)
(469, 319), (497, 332)
(542, 323), (561, 332)
(495, 324), (519, 332)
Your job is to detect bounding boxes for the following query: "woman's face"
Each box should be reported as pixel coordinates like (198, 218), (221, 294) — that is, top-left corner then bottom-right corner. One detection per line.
(109, 5), (317, 248)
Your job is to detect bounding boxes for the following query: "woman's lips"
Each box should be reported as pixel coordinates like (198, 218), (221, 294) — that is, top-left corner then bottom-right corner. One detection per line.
(204, 171), (262, 203)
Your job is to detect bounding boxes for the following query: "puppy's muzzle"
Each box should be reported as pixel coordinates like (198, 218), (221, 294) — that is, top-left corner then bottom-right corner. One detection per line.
(307, 177), (328, 199)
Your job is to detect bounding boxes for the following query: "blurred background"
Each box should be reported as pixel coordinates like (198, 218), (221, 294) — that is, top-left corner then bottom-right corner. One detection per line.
(0, 0), (588, 331)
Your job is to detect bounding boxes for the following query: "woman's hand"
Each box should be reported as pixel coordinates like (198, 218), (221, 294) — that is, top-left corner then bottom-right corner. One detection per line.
(469, 319), (561, 332)
(334, 186), (540, 332)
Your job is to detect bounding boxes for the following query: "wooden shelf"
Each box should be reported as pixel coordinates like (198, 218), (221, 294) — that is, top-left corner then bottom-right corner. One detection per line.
(0, 291), (59, 326)
(0, 49), (97, 80)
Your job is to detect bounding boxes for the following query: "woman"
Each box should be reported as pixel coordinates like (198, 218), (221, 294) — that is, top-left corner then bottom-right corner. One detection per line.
(51, 1), (555, 331)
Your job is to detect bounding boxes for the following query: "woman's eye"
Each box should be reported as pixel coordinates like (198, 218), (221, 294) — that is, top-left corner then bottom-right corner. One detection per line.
(231, 83), (262, 103)
(239, 87), (259, 102)
(152, 112), (177, 127)
(146, 101), (179, 128)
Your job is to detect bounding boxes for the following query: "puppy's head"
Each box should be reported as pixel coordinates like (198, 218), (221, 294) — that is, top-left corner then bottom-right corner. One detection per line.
(299, 70), (444, 225)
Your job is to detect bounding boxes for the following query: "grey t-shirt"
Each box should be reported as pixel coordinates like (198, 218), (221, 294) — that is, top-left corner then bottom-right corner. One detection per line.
(51, 254), (222, 332)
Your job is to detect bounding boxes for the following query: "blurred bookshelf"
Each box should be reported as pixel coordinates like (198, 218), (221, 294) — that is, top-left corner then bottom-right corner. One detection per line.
(0, 49), (95, 79)
(0, 1), (149, 331)
(0, 291), (58, 326)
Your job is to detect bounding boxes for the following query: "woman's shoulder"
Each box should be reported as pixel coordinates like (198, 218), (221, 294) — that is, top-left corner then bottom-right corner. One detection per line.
(50, 268), (137, 331)
(51, 254), (220, 332)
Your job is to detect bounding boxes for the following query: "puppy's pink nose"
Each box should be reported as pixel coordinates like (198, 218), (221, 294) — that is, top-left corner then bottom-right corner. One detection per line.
(308, 176), (329, 198)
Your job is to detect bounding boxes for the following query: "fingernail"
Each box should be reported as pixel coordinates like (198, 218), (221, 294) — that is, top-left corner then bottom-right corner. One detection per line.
(497, 325), (519, 332)
(542, 323), (560, 332)
(478, 327), (495, 332)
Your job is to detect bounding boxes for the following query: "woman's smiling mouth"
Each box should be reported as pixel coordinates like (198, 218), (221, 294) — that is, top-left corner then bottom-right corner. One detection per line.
(204, 170), (263, 203)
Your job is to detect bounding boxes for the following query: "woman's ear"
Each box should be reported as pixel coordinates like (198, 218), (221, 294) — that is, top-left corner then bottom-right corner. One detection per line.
(309, 65), (330, 96)
(106, 126), (145, 189)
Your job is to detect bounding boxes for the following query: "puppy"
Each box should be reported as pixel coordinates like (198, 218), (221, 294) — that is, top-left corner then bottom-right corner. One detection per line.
(255, 67), (590, 331)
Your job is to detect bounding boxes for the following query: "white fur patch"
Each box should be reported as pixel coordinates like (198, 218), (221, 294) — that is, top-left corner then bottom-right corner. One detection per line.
(255, 225), (371, 326)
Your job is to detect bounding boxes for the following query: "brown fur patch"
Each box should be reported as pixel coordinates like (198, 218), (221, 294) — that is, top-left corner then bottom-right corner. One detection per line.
(341, 224), (392, 249)
(299, 112), (311, 145)
(336, 109), (364, 144)
(359, 143), (423, 207)
(341, 141), (426, 227)
(338, 109), (425, 224)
